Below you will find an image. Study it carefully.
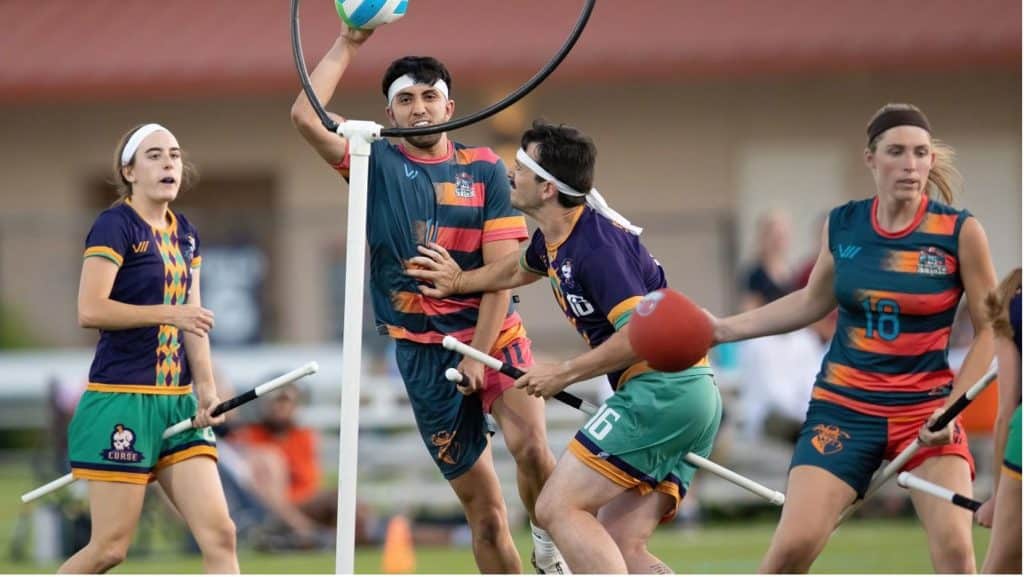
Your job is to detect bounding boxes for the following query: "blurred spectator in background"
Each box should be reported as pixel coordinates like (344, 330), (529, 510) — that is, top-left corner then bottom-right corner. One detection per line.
(736, 211), (837, 444)
(737, 327), (827, 445)
(740, 210), (795, 312)
(793, 213), (828, 290)
(230, 384), (336, 548)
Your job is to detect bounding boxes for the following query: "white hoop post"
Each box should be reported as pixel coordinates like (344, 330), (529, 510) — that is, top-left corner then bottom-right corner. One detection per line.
(334, 120), (382, 574)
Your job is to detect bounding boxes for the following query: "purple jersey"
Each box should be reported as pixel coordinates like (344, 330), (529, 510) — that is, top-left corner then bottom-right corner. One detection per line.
(83, 201), (200, 391)
(522, 206), (712, 388)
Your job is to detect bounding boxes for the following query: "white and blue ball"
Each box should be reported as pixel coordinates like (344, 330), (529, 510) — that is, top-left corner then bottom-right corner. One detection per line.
(335, 0), (408, 30)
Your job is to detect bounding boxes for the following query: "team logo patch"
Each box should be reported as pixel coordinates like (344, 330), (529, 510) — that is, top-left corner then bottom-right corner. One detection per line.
(454, 172), (475, 198)
(431, 429), (462, 465)
(559, 259), (576, 289)
(916, 247), (950, 276)
(179, 234), (195, 264)
(101, 424), (144, 463)
(811, 424), (850, 455)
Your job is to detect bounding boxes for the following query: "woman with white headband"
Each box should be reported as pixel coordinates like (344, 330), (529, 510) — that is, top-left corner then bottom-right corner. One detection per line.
(61, 124), (238, 573)
(406, 121), (721, 574)
(291, 19), (567, 574)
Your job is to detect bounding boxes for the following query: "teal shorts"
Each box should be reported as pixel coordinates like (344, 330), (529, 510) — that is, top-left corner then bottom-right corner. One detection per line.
(569, 369), (721, 521)
(68, 388), (217, 484)
(791, 398), (973, 497)
(1004, 405), (1022, 480)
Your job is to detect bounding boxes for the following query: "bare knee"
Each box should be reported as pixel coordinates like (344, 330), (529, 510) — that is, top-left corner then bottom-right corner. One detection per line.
(606, 526), (648, 561)
(465, 505), (509, 548)
(194, 516), (238, 557)
(931, 533), (975, 573)
(508, 433), (551, 468)
(535, 488), (571, 530)
(764, 531), (826, 572)
(90, 538), (131, 571)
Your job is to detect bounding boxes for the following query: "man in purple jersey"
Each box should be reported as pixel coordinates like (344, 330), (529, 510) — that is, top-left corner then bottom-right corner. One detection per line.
(408, 121), (721, 573)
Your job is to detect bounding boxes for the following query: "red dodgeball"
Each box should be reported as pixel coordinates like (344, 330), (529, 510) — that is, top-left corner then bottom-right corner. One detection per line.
(628, 288), (713, 372)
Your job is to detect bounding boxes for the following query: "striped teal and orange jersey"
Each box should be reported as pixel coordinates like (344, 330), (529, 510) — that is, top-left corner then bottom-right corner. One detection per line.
(815, 196), (971, 418)
(334, 139), (528, 345)
(522, 206), (713, 389)
(82, 200), (201, 394)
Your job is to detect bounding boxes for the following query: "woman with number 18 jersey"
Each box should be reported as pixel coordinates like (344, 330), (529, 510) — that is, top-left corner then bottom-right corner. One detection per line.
(60, 124), (238, 574)
(710, 103), (997, 573)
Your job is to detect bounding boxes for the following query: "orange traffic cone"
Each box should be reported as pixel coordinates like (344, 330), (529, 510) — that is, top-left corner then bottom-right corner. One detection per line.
(380, 514), (416, 573)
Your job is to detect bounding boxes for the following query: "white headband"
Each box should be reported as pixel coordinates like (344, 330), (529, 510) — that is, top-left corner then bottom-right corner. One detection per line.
(386, 74), (450, 105)
(120, 123), (171, 166)
(516, 148), (643, 235)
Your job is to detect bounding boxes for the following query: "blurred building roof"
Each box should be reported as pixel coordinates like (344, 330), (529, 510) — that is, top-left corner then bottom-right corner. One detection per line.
(0, 0), (1018, 103)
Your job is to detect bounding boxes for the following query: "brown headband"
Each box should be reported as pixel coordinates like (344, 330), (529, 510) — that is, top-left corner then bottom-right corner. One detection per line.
(867, 109), (931, 144)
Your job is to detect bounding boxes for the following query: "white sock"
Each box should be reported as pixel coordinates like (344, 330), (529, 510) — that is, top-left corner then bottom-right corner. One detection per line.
(531, 522), (558, 557)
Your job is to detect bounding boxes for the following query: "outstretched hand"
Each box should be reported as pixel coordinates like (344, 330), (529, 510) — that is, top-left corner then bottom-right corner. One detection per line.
(702, 308), (726, 345)
(404, 243), (464, 299)
(340, 20), (374, 46)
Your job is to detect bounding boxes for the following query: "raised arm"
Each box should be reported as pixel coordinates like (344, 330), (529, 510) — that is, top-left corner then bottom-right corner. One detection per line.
(713, 220), (837, 343)
(289, 21), (373, 166)
(406, 242), (543, 297)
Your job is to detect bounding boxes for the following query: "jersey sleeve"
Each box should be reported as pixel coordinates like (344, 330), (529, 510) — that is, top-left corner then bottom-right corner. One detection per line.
(329, 140), (352, 179)
(482, 158), (528, 244)
(329, 139), (389, 182)
(83, 210), (130, 267)
(520, 230), (547, 275)
(576, 243), (649, 330)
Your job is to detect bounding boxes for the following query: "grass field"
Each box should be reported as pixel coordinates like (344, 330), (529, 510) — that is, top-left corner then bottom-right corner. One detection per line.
(0, 464), (993, 574)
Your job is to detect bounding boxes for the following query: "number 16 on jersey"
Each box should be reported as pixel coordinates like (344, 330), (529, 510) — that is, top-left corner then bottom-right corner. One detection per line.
(584, 405), (622, 441)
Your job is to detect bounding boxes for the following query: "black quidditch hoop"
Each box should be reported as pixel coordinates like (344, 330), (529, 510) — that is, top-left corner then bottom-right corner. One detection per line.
(290, 0), (597, 137)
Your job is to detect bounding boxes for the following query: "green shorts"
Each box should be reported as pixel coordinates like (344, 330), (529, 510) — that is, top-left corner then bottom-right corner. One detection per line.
(1004, 405), (1022, 480)
(569, 369), (721, 522)
(68, 388), (217, 484)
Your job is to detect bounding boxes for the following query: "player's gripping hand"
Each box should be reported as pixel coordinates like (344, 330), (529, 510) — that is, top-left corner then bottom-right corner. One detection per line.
(455, 359), (486, 396)
(405, 243), (464, 299)
(917, 408), (955, 446)
(192, 391), (227, 428)
(340, 19), (373, 47)
(975, 497), (995, 528)
(515, 362), (571, 400)
(171, 304), (215, 337)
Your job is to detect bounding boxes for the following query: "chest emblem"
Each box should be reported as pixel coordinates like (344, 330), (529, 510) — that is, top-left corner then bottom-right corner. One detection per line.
(454, 172), (475, 198)
(559, 259), (576, 289)
(917, 247), (950, 276)
(181, 234), (196, 264)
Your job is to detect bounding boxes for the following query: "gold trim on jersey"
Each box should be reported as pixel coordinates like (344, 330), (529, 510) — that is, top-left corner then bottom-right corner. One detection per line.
(87, 383), (193, 395)
(84, 246), (124, 267)
(71, 467), (151, 485)
(155, 445), (218, 471)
